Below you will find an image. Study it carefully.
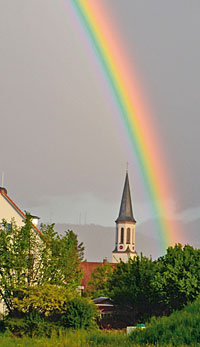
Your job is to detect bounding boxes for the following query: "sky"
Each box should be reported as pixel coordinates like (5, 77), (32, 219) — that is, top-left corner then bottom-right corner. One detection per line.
(0, 1), (200, 253)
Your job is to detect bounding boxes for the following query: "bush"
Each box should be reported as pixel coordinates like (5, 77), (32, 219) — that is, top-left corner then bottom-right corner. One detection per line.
(0, 297), (98, 336)
(62, 297), (98, 329)
(4, 317), (62, 338)
(130, 298), (200, 346)
(0, 319), (5, 334)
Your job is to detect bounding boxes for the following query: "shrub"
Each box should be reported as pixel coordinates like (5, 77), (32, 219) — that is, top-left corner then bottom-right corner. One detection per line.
(130, 298), (200, 346)
(61, 297), (98, 329)
(0, 320), (5, 334)
(4, 317), (62, 338)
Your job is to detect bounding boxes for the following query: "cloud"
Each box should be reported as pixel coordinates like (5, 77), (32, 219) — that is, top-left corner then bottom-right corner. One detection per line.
(176, 206), (200, 224)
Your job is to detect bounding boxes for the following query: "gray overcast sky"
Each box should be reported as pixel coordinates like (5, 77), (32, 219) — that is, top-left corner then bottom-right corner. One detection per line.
(0, 1), (200, 245)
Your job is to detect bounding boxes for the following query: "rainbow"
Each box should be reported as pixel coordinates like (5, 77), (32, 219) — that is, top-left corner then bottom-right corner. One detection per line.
(68, 0), (183, 253)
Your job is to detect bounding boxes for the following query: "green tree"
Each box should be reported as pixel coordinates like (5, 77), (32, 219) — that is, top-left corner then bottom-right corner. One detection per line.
(152, 244), (200, 314)
(12, 284), (77, 317)
(62, 297), (98, 329)
(86, 262), (114, 298)
(0, 215), (84, 315)
(39, 224), (84, 289)
(108, 255), (156, 322)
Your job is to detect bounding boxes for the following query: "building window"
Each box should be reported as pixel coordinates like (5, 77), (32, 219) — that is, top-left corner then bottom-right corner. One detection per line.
(120, 228), (124, 243)
(132, 229), (134, 244)
(127, 228), (130, 244)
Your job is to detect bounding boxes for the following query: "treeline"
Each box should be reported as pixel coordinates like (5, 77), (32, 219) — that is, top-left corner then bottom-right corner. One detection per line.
(1, 215), (200, 337)
(87, 244), (200, 325)
(0, 216), (97, 336)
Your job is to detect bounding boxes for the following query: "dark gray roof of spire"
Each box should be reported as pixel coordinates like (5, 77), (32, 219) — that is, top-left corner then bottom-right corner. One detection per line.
(115, 171), (136, 223)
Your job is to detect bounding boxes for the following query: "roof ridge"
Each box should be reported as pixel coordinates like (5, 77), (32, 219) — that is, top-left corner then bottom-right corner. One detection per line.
(0, 190), (43, 237)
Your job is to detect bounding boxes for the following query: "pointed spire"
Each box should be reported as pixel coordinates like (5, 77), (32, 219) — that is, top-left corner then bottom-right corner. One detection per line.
(115, 170), (136, 223)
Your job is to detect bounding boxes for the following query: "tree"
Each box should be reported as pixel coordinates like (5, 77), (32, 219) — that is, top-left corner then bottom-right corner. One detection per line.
(13, 284), (78, 317)
(62, 297), (98, 329)
(108, 255), (156, 322)
(12, 284), (76, 317)
(86, 262), (114, 298)
(152, 244), (200, 314)
(39, 223), (84, 289)
(0, 215), (84, 315)
(84, 244), (200, 326)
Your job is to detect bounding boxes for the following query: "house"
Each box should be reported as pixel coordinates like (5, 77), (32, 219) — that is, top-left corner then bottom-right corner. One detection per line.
(93, 297), (115, 316)
(0, 186), (41, 234)
(80, 259), (116, 293)
(0, 186), (42, 314)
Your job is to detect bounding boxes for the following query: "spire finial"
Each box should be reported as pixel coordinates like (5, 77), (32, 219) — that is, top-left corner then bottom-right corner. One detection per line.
(126, 162), (129, 173)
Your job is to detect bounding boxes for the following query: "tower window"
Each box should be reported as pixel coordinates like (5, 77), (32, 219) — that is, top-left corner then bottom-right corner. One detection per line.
(127, 228), (130, 244)
(120, 228), (124, 243)
(132, 229), (134, 244)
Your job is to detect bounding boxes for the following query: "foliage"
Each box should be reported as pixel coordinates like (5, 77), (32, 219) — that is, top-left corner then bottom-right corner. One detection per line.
(108, 254), (155, 323)
(153, 243), (200, 314)
(86, 262), (114, 298)
(4, 305), (200, 347)
(38, 223), (84, 289)
(130, 297), (200, 346)
(0, 329), (137, 347)
(0, 216), (43, 312)
(2, 317), (63, 338)
(1, 297), (98, 336)
(85, 244), (200, 324)
(61, 297), (98, 329)
(0, 215), (84, 315)
(12, 284), (77, 317)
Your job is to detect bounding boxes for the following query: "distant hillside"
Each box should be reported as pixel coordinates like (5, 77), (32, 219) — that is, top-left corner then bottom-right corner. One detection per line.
(54, 223), (158, 261)
(55, 217), (200, 261)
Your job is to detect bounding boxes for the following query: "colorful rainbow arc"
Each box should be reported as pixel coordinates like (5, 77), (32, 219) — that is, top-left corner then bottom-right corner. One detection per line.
(70, 0), (182, 253)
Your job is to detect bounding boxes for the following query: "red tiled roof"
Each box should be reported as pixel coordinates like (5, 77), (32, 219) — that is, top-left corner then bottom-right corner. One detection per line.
(0, 188), (43, 237)
(80, 261), (116, 289)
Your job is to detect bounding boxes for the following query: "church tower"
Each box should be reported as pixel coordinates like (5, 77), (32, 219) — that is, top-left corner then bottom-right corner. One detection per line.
(112, 170), (137, 263)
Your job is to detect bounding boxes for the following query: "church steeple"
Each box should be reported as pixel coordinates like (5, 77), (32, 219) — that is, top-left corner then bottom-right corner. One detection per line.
(112, 170), (137, 263)
(115, 170), (136, 223)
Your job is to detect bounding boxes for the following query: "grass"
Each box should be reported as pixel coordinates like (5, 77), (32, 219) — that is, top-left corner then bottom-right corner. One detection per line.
(2, 299), (200, 346)
(0, 329), (192, 347)
(130, 298), (200, 346)
(0, 330), (135, 347)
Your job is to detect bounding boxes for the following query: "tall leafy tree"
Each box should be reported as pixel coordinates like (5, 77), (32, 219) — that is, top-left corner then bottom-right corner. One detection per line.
(108, 245), (200, 322)
(152, 244), (200, 314)
(83, 244), (200, 325)
(0, 215), (84, 314)
(38, 223), (84, 288)
(108, 255), (156, 322)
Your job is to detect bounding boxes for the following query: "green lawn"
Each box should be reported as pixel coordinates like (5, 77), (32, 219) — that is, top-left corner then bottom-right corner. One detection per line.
(0, 330), (134, 347)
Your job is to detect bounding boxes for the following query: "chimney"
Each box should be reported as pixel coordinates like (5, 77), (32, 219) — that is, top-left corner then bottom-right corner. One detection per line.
(0, 187), (7, 194)
(103, 258), (108, 264)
